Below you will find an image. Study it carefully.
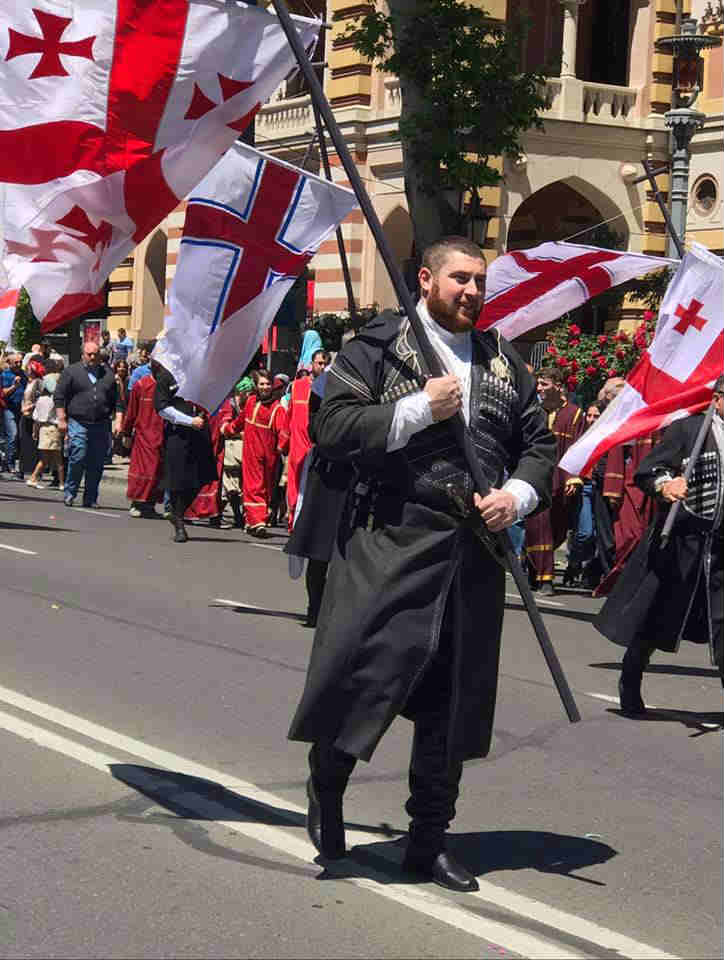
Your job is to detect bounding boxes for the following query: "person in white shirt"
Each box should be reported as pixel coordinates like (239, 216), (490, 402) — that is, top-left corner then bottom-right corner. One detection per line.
(288, 236), (556, 892)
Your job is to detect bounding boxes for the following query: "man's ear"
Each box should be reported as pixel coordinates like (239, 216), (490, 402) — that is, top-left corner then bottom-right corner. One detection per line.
(418, 266), (433, 296)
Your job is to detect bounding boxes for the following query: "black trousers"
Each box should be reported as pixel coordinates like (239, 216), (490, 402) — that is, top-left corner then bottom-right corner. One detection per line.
(311, 600), (463, 850)
(305, 559), (328, 621)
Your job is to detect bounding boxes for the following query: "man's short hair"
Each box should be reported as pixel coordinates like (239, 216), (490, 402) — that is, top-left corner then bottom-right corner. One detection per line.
(312, 349), (330, 364)
(117, 328), (126, 337)
(537, 366), (564, 386)
(421, 236), (485, 275)
(251, 369), (271, 387)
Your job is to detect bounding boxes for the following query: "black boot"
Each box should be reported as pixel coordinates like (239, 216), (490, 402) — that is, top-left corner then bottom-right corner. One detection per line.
(169, 492), (191, 543)
(618, 642), (651, 717)
(401, 715), (478, 892)
(306, 742), (356, 860)
(173, 518), (188, 543)
(229, 493), (244, 529)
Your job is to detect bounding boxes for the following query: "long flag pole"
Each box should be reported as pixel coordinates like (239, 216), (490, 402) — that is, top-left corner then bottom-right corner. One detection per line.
(659, 399), (716, 548)
(270, 0), (580, 723)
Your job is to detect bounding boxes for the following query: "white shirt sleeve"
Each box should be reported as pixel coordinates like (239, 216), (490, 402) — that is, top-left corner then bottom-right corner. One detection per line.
(158, 405), (196, 427)
(386, 391), (434, 452)
(502, 477), (539, 520)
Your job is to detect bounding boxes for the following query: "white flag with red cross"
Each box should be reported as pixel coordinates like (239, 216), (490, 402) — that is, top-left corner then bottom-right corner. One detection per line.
(0, 1), (320, 333)
(152, 142), (358, 413)
(0, 287), (18, 343)
(478, 242), (676, 339)
(559, 244), (724, 477)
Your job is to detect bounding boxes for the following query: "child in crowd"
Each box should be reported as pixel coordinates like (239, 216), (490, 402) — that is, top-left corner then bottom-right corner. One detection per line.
(27, 373), (64, 490)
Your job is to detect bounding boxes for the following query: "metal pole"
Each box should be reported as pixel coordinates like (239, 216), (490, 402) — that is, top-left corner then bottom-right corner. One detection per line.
(311, 101), (359, 328)
(269, 0), (580, 723)
(660, 399), (716, 548)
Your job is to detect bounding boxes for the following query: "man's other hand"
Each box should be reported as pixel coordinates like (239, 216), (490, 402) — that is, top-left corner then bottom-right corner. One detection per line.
(661, 476), (688, 502)
(191, 415), (205, 431)
(424, 374), (463, 422)
(474, 488), (518, 532)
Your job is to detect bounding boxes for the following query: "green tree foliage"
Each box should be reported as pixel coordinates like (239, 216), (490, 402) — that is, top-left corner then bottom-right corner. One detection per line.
(339, 0), (548, 254)
(11, 288), (41, 353)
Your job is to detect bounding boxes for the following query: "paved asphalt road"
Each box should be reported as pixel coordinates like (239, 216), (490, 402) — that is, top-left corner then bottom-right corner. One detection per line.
(0, 474), (721, 960)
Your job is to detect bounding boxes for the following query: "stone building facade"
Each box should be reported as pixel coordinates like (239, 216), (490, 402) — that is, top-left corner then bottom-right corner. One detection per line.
(105, 0), (723, 346)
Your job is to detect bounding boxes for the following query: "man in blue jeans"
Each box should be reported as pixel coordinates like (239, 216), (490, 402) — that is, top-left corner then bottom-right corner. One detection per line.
(1, 352), (27, 476)
(54, 342), (117, 507)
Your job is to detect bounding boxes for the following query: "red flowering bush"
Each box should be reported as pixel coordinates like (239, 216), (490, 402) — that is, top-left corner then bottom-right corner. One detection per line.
(540, 315), (655, 408)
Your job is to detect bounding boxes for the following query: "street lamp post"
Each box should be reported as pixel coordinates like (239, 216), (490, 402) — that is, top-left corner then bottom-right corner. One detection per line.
(655, 18), (722, 258)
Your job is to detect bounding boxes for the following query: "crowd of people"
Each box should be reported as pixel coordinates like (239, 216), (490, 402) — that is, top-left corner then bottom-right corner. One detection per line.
(2, 238), (721, 892)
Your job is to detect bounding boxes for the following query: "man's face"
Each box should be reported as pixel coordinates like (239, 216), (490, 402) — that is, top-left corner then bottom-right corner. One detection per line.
(419, 251), (486, 333)
(714, 392), (724, 417)
(256, 376), (272, 399)
(538, 376), (562, 409)
(138, 348), (150, 364)
(8, 355), (22, 372)
(101, 331), (110, 343)
(311, 354), (328, 378)
(83, 345), (100, 366)
(586, 405), (601, 427)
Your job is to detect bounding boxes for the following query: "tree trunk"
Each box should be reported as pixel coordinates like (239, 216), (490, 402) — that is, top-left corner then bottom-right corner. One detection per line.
(387, 0), (458, 261)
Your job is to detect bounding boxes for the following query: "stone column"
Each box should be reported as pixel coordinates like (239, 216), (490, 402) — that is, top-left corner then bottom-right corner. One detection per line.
(559, 0), (586, 78)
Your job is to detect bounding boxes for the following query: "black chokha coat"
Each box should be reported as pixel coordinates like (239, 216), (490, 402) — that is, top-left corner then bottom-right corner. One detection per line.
(288, 311), (556, 764)
(595, 413), (723, 670)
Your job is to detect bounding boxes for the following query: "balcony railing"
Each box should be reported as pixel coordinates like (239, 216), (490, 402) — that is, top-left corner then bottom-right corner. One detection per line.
(540, 76), (639, 125)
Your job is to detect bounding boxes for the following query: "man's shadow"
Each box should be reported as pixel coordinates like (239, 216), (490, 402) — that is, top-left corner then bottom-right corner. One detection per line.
(604, 706), (723, 736)
(110, 764), (615, 888)
(591, 660), (720, 679)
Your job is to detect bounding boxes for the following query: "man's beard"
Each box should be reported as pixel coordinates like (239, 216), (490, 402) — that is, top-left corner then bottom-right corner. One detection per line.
(426, 282), (479, 331)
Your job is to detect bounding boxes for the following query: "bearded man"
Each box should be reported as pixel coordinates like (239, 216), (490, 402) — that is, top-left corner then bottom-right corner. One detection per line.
(288, 236), (556, 892)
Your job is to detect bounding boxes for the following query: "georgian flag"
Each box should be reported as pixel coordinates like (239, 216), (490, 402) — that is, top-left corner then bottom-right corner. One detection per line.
(0, 1), (320, 332)
(559, 244), (724, 477)
(0, 287), (18, 343)
(479, 242), (676, 339)
(153, 142), (358, 414)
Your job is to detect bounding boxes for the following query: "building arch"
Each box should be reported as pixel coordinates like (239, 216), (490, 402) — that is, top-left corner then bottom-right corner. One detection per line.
(137, 228), (168, 339)
(370, 203), (414, 309)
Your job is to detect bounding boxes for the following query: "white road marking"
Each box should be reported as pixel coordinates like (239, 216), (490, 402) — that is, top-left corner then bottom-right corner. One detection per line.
(213, 597), (300, 615)
(246, 541), (283, 551)
(73, 507), (121, 519)
(0, 543), (37, 556)
(505, 592), (565, 608)
(0, 682), (678, 960)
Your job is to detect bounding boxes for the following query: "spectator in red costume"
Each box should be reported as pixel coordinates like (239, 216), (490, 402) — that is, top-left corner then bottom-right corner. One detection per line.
(229, 370), (288, 538)
(286, 350), (330, 530)
(121, 361), (164, 519)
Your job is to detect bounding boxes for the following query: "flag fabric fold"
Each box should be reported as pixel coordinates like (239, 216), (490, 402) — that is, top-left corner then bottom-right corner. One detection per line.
(153, 142), (358, 414)
(0, 287), (18, 343)
(479, 241), (675, 340)
(559, 244), (724, 477)
(0, 0), (320, 332)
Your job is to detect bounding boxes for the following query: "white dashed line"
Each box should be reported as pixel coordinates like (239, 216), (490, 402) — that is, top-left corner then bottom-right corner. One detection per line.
(505, 592), (565, 608)
(0, 543), (37, 556)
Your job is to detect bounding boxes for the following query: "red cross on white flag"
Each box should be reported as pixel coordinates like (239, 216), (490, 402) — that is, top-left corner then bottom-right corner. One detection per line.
(0, 1), (320, 333)
(560, 244), (724, 477)
(153, 142), (358, 414)
(479, 242), (676, 340)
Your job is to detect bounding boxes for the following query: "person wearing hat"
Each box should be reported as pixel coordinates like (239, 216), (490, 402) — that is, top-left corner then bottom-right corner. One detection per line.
(596, 374), (724, 715)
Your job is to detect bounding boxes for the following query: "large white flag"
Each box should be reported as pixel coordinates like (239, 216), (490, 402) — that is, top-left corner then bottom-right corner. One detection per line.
(153, 143), (358, 413)
(479, 242), (675, 339)
(559, 244), (724, 477)
(0, 0), (319, 332)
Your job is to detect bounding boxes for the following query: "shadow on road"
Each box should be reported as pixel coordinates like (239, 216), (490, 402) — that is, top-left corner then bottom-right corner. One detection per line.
(0, 520), (77, 533)
(109, 764), (616, 897)
(604, 707), (723, 735)
(590, 661), (720, 679)
(504, 598), (598, 624)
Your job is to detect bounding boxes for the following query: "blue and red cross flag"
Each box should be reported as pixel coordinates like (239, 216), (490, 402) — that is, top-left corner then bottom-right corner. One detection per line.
(479, 241), (675, 340)
(0, 1), (319, 333)
(560, 244), (724, 476)
(152, 142), (358, 414)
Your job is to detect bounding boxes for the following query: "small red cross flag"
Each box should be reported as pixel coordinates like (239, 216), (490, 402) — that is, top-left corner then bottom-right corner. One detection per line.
(478, 242), (676, 339)
(152, 142), (358, 413)
(0, 1), (320, 333)
(560, 243), (724, 477)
